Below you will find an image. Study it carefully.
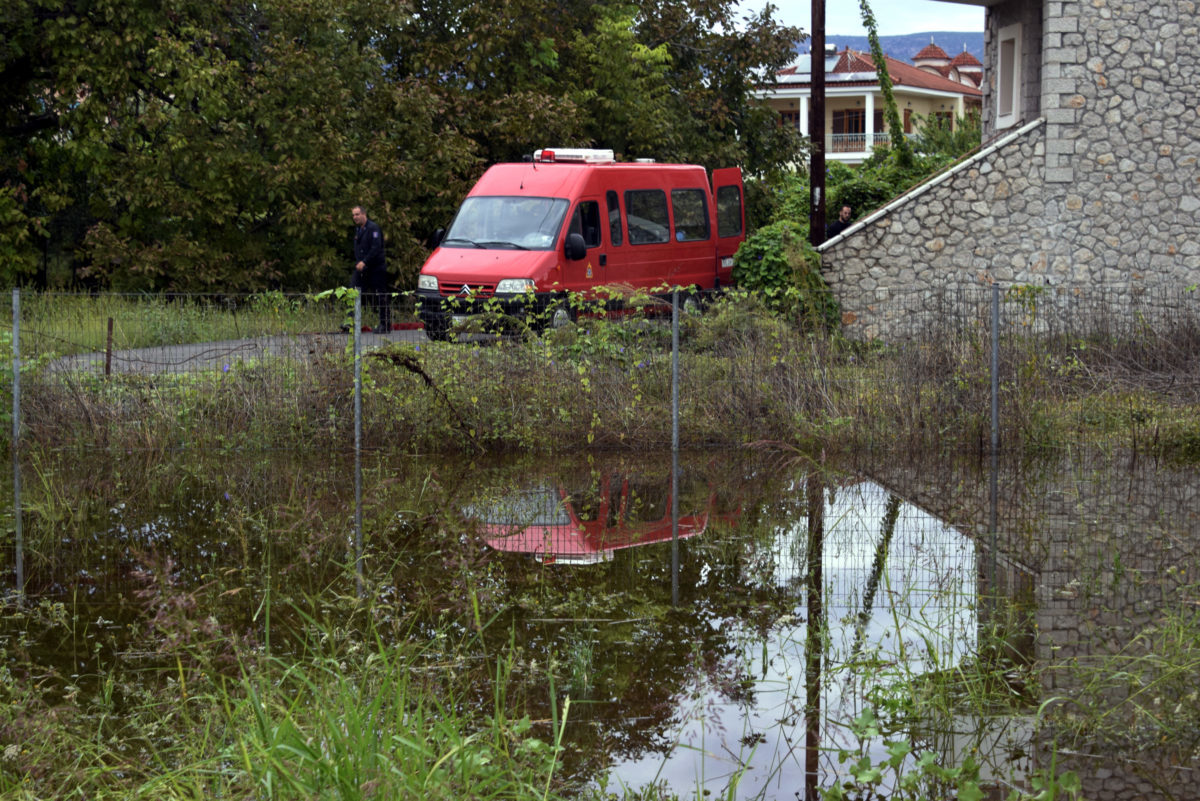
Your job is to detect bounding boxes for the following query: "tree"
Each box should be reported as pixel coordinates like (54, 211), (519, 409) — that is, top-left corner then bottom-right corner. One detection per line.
(564, 4), (675, 160)
(1, 0), (805, 291)
(2, 0), (482, 291)
(635, 0), (803, 171)
(913, 110), (982, 160)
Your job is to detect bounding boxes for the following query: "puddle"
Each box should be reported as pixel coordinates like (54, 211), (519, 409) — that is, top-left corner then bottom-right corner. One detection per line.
(3, 447), (1198, 798)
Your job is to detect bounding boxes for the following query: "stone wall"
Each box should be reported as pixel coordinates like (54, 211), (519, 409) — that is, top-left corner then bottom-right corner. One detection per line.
(819, 0), (1200, 341)
(820, 121), (1052, 340)
(982, 0), (1043, 133)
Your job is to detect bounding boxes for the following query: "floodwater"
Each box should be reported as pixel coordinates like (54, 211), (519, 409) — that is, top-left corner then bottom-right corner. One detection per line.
(3, 446), (1199, 799)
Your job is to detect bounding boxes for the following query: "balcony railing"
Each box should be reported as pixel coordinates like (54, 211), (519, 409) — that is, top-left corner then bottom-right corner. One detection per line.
(828, 132), (905, 153)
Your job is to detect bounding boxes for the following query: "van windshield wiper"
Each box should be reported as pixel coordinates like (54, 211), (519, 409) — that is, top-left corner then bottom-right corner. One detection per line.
(478, 240), (529, 250)
(442, 237), (484, 248)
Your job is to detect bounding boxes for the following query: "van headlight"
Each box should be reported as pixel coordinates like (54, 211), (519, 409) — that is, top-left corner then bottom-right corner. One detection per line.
(496, 278), (536, 294)
(418, 274), (438, 291)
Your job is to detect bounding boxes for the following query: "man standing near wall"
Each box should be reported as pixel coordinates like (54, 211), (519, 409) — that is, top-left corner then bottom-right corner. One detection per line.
(825, 205), (854, 239)
(351, 205), (391, 332)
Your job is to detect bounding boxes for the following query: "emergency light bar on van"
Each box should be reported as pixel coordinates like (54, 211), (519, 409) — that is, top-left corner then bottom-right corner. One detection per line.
(533, 148), (615, 164)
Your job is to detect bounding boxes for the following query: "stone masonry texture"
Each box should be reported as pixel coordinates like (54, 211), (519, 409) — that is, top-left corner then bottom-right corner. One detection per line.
(819, 0), (1200, 341)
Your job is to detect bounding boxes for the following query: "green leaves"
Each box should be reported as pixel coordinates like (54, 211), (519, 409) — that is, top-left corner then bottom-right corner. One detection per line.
(731, 219), (839, 327)
(4, 0), (802, 291)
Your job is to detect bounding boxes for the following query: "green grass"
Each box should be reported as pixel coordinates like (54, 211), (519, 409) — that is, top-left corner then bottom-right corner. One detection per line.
(14, 290), (378, 358)
(8, 288), (1200, 459)
(0, 601), (570, 800)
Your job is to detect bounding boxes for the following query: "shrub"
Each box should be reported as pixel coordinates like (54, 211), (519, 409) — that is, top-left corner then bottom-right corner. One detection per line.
(731, 220), (839, 329)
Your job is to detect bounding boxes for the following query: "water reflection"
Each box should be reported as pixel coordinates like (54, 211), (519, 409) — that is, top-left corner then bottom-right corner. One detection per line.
(466, 465), (717, 564)
(4, 447), (1199, 798)
(599, 474), (983, 799)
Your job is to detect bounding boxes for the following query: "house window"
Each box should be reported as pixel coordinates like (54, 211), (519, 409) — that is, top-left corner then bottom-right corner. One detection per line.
(996, 22), (1022, 129)
(833, 109), (864, 133)
(832, 109), (865, 152)
(903, 108), (913, 134)
(779, 109), (801, 131)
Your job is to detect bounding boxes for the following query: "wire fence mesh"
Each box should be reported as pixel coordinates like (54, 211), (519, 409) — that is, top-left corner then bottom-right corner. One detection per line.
(5, 284), (1200, 453)
(5, 287), (1200, 800)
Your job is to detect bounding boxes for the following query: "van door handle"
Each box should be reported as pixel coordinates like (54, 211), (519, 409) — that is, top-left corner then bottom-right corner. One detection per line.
(599, 254), (607, 266)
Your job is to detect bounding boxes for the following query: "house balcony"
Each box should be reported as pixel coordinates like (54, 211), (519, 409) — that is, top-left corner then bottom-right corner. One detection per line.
(825, 132), (914, 162)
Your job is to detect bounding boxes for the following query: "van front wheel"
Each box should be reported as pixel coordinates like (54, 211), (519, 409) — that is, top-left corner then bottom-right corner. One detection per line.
(539, 300), (575, 334)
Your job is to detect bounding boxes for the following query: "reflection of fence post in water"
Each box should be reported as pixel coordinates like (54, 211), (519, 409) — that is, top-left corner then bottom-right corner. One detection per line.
(671, 290), (680, 606)
(805, 471), (825, 799)
(849, 495), (901, 661)
(11, 289), (23, 600)
(353, 293), (364, 598)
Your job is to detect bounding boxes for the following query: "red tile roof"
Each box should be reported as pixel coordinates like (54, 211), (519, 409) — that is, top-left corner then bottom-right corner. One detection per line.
(950, 50), (983, 68)
(832, 48), (982, 96)
(914, 42), (950, 61)
(834, 50), (877, 73)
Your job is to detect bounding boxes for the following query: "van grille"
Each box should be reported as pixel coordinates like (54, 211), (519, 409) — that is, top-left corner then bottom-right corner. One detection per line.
(439, 282), (497, 299)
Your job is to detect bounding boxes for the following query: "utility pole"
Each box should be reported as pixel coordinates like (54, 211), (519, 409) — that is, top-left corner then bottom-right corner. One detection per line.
(809, 0), (827, 246)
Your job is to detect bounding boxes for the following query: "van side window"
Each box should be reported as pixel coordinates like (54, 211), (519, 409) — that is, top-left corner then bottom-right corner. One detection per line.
(606, 190), (623, 247)
(625, 189), (670, 244)
(568, 201), (603, 248)
(717, 184), (743, 238)
(671, 188), (710, 242)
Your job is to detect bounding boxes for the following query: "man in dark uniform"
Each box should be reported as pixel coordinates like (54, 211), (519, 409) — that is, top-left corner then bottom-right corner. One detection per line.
(825, 204), (854, 239)
(351, 205), (391, 332)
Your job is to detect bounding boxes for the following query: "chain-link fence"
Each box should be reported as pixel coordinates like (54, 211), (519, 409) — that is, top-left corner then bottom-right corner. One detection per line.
(6, 284), (1200, 454)
(4, 286), (1200, 800)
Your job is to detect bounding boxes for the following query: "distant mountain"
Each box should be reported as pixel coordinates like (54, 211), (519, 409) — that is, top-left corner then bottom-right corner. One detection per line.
(798, 32), (984, 65)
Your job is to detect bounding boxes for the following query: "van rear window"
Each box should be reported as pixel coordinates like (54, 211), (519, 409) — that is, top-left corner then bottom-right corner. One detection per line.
(671, 188), (710, 242)
(717, 184), (743, 238)
(625, 189), (670, 245)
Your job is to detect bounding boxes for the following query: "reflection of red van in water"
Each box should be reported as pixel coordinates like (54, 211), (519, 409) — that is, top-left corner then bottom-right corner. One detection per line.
(415, 148), (745, 340)
(475, 471), (713, 565)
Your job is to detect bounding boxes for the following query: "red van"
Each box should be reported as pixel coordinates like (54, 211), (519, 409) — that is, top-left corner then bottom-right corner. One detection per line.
(415, 148), (745, 340)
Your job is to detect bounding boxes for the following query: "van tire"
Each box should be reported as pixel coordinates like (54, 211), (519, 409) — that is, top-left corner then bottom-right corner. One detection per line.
(680, 288), (704, 316)
(538, 298), (575, 333)
(424, 319), (450, 342)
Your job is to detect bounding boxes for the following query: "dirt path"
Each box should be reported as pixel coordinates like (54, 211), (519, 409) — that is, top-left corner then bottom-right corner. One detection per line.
(48, 329), (427, 375)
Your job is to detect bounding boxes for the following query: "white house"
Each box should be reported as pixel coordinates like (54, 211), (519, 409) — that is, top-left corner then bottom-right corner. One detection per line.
(761, 45), (983, 164)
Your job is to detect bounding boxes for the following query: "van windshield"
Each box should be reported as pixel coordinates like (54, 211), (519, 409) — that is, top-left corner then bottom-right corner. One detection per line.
(442, 196), (569, 251)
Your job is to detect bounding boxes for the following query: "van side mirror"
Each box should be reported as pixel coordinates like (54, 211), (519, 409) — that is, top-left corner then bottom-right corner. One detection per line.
(428, 228), (445, 249)
(565, 232), (587, 261)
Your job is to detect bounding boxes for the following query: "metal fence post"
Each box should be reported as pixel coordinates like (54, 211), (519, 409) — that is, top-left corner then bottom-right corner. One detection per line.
(11, 288), (23, 600)
(353, 292), (363, 597)
(671, 289), (680, 605)
(991, 284), (1000, 459)
(989, 284), (1000, 596)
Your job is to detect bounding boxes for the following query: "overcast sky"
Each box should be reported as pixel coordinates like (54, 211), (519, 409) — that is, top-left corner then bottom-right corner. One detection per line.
(739, 0), (985, 37)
